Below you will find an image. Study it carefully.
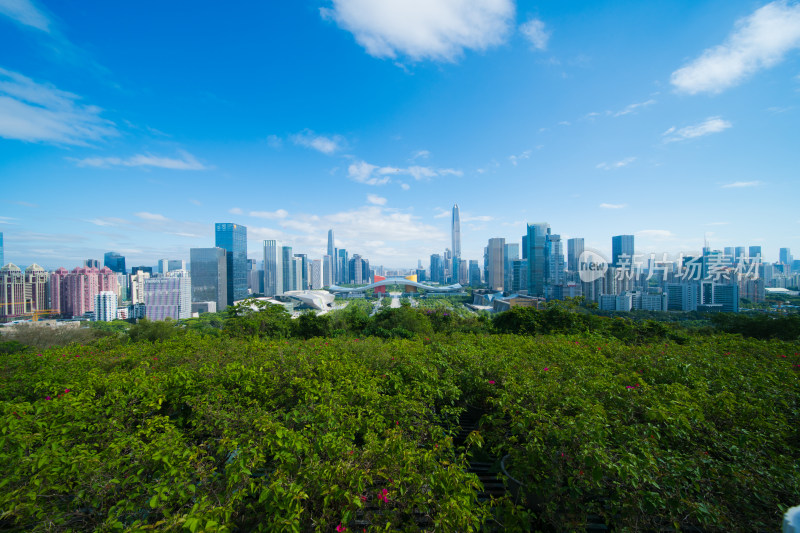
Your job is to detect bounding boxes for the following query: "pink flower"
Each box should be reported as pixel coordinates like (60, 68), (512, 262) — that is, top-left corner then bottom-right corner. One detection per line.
(336, 524), (347, 532)
(543, 367), (549, 371)
(64, 389), (70, 393)
(378, 488), (389, 503)
(45, 396), (51, 400)
(360, 495), (367, 502)
(488, 380), (496, 385)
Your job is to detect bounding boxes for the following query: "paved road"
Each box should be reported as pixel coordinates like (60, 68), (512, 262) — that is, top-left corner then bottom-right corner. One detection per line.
(390, 291), (401, 308)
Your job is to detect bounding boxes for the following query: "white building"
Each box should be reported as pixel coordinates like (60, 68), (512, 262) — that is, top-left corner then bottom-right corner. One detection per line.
(94, 291), (117, 322)
(144, 270), (191, 320)
(311, 259), (322, 289)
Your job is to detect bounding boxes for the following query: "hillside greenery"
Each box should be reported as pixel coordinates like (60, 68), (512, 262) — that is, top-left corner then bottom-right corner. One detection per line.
(1, 302), (799, 531)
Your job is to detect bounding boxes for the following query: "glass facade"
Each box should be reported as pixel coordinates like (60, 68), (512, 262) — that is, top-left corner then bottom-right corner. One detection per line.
(215, 223), (247, 305)
(281, 245), (294, 292)
(103, 252), (127, 273)
(612, 235), (635, 267)
(527, 223), (550, 297)
(190, 247), (228, 311)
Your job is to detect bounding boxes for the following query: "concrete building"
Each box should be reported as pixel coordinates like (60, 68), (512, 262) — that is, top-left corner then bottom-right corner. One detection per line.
(144, 270), (191, 320)
(487, 238), (505, 291)
(311, 259), (322, 289)
(94, 291), (117, 322)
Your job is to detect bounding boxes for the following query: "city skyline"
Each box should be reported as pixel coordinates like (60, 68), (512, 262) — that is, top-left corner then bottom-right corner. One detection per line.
(1, 1), (800, 267)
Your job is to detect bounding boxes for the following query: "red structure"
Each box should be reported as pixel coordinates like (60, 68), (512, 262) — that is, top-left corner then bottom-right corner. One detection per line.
(373, 275), (386, 294)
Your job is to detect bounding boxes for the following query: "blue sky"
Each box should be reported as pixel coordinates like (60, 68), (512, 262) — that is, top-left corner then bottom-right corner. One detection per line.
(1, 0), (799, 269)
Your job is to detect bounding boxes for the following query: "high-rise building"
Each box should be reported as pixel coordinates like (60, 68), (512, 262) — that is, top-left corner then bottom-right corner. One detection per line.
(49, 266), (118, 318)
(322, 255), (333, 287)
(131, 266), (153, 276)
(103, 252), (126, 274)
(215, 222), (247, 305)
(327, 229), (336, 283)
(429, 254), (443, 283)
(158, 259), (169, 275)
(526, 223), (550, 297)
(468, 260), (482, 287)
(612, 235), (635, 267)
(95, 291), (117, 322)
(487, 238), (505, 291)
(144, 270), (191, 320)
(521, 235), (527, 260)
(190, 247), (228, 311)
(25, 264), (49, 314)
(0, 231), (4, 266)
(748, 246), (762, 260)
(130, 271), (150, 305)
(168, 259), (186, 272)
(311, 259), (322, 289)
(734, 247), (746, 261)
(503, 243), (519, 292)
(281, 246), (294, 292)
(567, 238), (584, 272)
(779, 248), (792, 265)
(546, 234), (565, 286)
(294, 254), (308, 290)
(84, 259), (100, 268)
(0, 264), (24, 319)
(337, 249), (349, 284)
(263, 240), (283, 297)
(451, 204), (461, 283)
(49, 267), (68, 313)
(511, 259), (528, 292)
(293, 256), (303, 290)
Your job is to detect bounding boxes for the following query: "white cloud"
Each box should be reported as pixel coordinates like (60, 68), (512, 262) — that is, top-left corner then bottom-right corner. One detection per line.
(367, 194), (387, 205)
(86, 217), (129, 227)
(462, 214), (493, 222)
(71, 150), (207, 170)
(636, 229), (676, 240)
(134, 212), (169, 222)
(599, 203), (627, 209)
(596, 157), (636, 170)
(290, 129), (344, 154)
(520, 17), (550, 50)
(0, 67), (117, 145)
(229, 207), (244, 215)
(509, 149), (531, 166)
(250, 209), (289, 219)
(663, 116), (732, 142)
(400, 183), (410, 190)
(722, 180), (761, 188)
(558, 120), (571, 126)
(613, 99), (656, 117)
(671, 1), (800, 94)
(320, 0), (515, 62)
(0, 0), (51, 32)
(348, 160), (461, 185)
(411, 149), (430, 160)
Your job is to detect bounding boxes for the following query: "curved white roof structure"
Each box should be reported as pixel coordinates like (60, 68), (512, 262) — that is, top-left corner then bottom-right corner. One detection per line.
(283, 290), (336, 310)
(328, 277), (462, 293)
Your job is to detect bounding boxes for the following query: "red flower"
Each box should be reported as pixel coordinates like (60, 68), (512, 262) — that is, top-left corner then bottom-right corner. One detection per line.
(336, 524), (347, 532)
(378, 488), (389, 503)
(488, 380), (496, 385)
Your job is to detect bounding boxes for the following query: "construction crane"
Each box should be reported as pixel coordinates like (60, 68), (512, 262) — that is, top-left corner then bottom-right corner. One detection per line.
(29, 309), (61, 321)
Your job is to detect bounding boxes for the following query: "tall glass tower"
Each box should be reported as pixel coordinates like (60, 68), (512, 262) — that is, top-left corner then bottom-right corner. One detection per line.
(611, 235), (635, 267)
(527, 223), (551, 297)
(190, 247), (228, 311)
(0, 231), (4, 267)
(327, 229), (336, 282)
(451, 204), (461, 284)
(215, 223), (247, 305)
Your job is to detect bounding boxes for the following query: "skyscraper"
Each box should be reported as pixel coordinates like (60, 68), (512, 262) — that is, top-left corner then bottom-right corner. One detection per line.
(487, 238), (505, 291)
(748, 245), (762, 260)
(451, 204), (461, 283)
(0, 231), (5, 266)
(263, 240), (283, 296)
(322, 255), (333, 287)
(429, 254), (443, 283)
(526, 223), (550, 297)
(779, 248), (792, 265)
(104, 252), (127, 274)
(190, 247), (228, 311)
(503, 243), (519, 291)
(327, 229), (336, 283)
(95, 291), (117, 322)
(215, 223), (247, 305)
(144, 270), (191, 320)
(282, 245), (294, 292)
(612, 235), (635, 267)
(567, 238), (584, 272)
(546, 234), (565, 286)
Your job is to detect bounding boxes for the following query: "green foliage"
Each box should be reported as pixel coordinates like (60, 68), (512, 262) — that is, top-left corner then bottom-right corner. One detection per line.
(128, 317), (181, 343)
(223, 300), (292, 339)
(711, 312), (800, 341)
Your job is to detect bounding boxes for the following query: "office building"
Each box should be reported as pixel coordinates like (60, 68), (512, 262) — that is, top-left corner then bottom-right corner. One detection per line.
(452, 204), (461, 283)
(504, 243), (519, 292)
(130, 271), (150, 305)
(104, 252), (126, 274)
(84, 259), (100, 269)
(526, 223), (550, 297)
(666, 283), (700, 312)
(337, 249), (349, 284)
(131, 266), (153, 276)
(546, 234), (565, 286)
(748, 246), (762, 260)
(511, 258), (528, 292)
(94, 291), (117, 322)
(263, 240), (283, 297)
(487, 238), (505, 291)
(144, 270), (191, 320)
(294, 254), (308, 290)
(280, 246), (294, 292)
(734, 247), (745, 261)
(327, 229), (336, 283)
(714, 283), (739, 313)
(780, 248), (792, 265)
(322, 255), (333, 287)
(158, 259), (169, 275)
(612, 235), (635, 267)
(293, 256), (303, 290)
(311, 259), (322, 289)
(430, 254), (443, 284)
(190, 247), (228, 311)
(469, 260), (482, 287)
(567, 238), (584, 272)
(215, 222), (247, 305)
(168, 259), (186, 272)
(0, 231), (3, 266)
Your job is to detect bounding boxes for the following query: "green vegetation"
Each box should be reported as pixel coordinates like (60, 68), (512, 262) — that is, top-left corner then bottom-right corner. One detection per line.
(1, 302), (798, 531)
